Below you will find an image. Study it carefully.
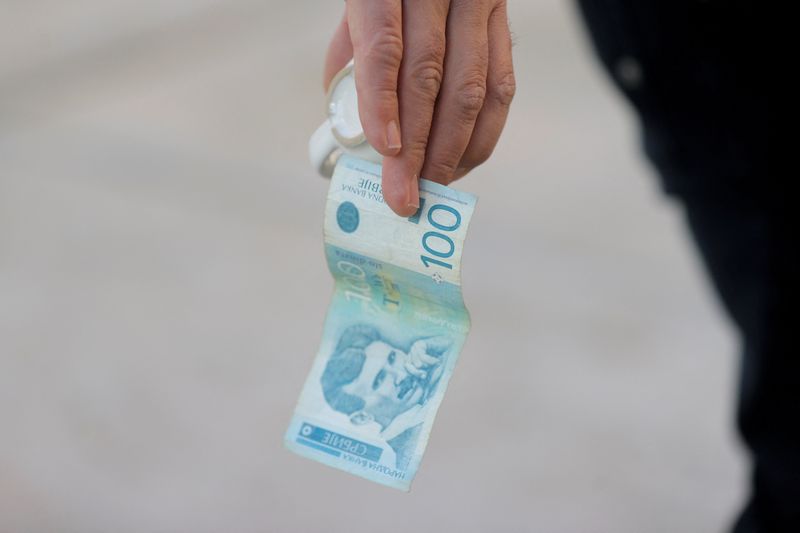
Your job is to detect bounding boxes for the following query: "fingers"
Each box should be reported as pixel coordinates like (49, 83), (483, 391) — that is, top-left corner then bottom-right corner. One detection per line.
(421, 0), (490, 185)
(347, 0), (404, 157)
(419, 335), (453, 354)
(406, 342), (442, 379)
(405, 343), (427, 377)
(323, 10), (354, 90)
(416, 352), (440, 366)
(328, 0), (514, 216)
(458, 2), (515, 171)
(405, 362), (426, 378)
(410, 342), (440, 365)
(381, 0), (450, 216)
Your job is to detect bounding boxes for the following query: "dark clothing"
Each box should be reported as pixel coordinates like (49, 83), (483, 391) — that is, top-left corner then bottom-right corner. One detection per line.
(576, 0), (770, 202)
(684, 199), (795, 533)
(576, 2), (793, 532)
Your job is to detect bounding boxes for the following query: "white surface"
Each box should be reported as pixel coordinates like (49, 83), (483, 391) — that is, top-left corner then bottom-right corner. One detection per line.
(0, 1), (745, 532)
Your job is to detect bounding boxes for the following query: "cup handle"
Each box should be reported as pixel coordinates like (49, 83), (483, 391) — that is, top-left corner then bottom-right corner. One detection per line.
(309, 121), (341, 178)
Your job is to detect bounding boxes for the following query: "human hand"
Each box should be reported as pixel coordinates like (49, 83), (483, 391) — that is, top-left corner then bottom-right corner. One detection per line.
(404, 336), (451, 379)
(324, 0), (516, 216)
(405, 340), (440, 379)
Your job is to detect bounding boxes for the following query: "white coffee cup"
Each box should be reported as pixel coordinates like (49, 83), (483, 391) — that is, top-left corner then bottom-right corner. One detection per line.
(308, 60), (383, 177)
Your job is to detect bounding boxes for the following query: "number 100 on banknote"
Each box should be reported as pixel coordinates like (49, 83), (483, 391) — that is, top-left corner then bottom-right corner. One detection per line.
(285, 155), (477, 490)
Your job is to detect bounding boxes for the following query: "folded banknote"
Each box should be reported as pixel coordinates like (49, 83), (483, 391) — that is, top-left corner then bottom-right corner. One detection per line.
(285, 155), (477, 490)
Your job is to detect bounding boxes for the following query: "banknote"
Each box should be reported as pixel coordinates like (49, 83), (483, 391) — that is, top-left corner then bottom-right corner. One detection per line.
(284, 155), (477, 491)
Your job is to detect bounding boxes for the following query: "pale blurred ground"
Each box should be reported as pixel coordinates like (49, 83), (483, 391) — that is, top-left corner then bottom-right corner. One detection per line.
(0, 1), (746, 532)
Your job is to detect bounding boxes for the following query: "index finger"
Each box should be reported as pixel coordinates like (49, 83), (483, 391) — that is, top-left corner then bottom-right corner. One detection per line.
(347, 0), (404, 157)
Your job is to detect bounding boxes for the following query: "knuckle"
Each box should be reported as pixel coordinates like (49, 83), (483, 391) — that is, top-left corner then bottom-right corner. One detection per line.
(462, 145), (494, 168)
(489, 71), (517, 107)
(475, 147), (494, 166)
(454, 77), (487, 117)
(411, 61), (444, 100)
(408, 51), (445, 100)
(363, 31), (404, 71)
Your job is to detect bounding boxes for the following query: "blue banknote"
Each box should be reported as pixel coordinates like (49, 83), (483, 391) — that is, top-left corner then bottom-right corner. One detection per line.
(285, 155), (477, 490)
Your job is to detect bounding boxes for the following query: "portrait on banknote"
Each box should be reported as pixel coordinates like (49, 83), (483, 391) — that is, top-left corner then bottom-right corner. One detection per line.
(320, 324), (451, 469)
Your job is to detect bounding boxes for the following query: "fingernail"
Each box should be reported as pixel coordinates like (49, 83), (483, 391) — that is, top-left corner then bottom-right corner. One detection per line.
(386, 120), (402, 152)
(407, 174), (420, 210)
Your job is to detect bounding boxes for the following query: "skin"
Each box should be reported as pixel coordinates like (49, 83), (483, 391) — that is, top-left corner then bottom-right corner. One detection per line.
(324, 0), (516, 216)
(342, 340), (442, 428)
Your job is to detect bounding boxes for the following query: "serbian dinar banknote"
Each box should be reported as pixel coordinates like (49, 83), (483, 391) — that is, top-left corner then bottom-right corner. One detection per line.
(285, 155), (477, 490)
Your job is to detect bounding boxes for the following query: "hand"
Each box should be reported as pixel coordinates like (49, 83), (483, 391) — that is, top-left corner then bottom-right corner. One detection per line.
(324, 0), (516, 216)
(404, 336), (451, 379)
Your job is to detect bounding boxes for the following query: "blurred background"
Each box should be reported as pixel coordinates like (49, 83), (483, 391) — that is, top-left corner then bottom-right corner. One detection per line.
(1, 1), (745, 532)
